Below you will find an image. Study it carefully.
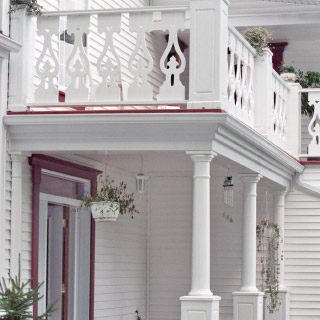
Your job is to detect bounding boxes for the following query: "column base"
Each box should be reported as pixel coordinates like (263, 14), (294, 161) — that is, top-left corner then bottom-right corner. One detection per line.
(180, 296), (221, 320)
(264, 289), (290, 320)
(233, 291), (264, 320)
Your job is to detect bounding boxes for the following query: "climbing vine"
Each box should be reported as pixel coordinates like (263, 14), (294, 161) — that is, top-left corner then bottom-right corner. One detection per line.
(256, 216), (282, 313)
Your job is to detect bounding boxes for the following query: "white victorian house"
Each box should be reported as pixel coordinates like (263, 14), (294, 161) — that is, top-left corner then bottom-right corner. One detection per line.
(1, 0), (320, 320)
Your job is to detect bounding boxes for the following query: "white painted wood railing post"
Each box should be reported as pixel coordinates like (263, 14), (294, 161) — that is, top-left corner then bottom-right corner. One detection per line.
(233, 173), (264, 320)
(180, 151), (220, 320)
(188, 0), (229, 109)
(265, 189), (290, 320)
(285, 84), (301, 157)
(8, 10), (35, 111)
(10, 153), (27, 277)
(253, 48), (273, 138)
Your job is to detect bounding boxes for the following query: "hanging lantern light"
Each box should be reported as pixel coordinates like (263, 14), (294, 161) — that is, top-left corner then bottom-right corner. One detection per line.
(136, 173), (149, 199)
(223, 176), (234, 208)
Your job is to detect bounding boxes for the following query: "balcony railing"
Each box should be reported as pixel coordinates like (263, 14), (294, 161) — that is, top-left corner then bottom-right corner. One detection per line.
(8, 3), (292, 155)
(300, 89), (320, 158)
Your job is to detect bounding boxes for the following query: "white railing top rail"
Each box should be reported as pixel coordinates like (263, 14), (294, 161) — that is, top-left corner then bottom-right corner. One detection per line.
(272, 69), (290, 91)
(228, 24), (257, 57)
(300, 88), (320, 93)
(40, 5), (190, 17)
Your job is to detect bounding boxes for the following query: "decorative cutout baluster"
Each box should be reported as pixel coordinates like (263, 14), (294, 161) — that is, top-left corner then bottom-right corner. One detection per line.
(235, 41), (243, 119)
(157, 11), (186, 101)
(35, 16), (60, 103)
(65, 15), (90, 102)
(241, 48), (249, 123)
(127, 12), (154, 101)
(247, 53), (255, 126)
(228, 32), (236, 115)
(308, 92), (320, 154)
(96, 14), (121, 102)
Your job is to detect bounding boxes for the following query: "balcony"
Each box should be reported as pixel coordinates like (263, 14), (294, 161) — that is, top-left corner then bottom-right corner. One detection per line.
(7, 2), (309, 159)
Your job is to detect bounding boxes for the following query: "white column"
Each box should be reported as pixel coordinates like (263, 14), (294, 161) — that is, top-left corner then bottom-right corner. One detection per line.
(273, 189), (288, 290)
(253, 49), (273, 138)
(188, 0), (229, 109)
(8, 9), (35, 111)
(10, 153), (27, 277)
(180, 151), (220, 320)
(265, 189), (290, 320)
(233, 173), (264, 320)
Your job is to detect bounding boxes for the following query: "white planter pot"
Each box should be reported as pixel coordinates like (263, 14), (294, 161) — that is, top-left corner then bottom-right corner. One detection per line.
(90, 201), (120, 222)
(280, 72), (296, 82)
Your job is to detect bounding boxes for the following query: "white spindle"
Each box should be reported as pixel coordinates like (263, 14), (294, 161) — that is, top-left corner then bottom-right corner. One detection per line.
(157, 11), (186, 101)
(96, 14), (121, 102)
(228, 26), (255, 126)
(65, 15), (90, 102)
(307, 91), (320, 154)
(127, 12), (154, 101)
(35, 16), (60, 103)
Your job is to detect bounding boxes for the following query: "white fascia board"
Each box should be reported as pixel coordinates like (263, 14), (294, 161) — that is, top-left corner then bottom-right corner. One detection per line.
(0, 34), (21, 58)
(229, 11), (320, 27)
(4, 112), (303, 184)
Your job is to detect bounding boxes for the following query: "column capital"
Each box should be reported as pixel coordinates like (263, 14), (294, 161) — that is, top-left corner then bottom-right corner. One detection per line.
(186, 151), (217, 162)
(10, 152), (30, 162)
(239, 173), (263, 184)
(271, 188), (289, 197)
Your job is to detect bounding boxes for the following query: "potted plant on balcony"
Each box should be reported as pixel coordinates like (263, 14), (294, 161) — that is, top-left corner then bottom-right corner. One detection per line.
(279, 62), (297, 82)
(9, 0), (42, 16)
(81, 177), (139, 222)
(243, 27), (271, 56)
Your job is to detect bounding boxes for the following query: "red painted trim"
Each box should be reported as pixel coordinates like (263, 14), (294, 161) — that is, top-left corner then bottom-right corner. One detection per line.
(30, 165), (41, 317)
(29, 154), (102, 320)
(7, 109), (226, 115)
(300, 161), (320, 165)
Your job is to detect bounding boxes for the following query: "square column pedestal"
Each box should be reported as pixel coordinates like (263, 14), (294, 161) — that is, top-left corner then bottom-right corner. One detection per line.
(265, 290), (290, 320)
(233, 292), (264, 320)
(180, 296), (221, 320)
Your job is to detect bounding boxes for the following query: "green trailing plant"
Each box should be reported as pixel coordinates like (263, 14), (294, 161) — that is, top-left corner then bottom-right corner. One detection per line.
(279, 63), (296, 73)
(295, 70), (320, 118)
(0, 258), (57, 319)
(243, 27), (271, 56)
(9, 0), (43, 16)
(81, 177), (140, 219)
(256, 216), (282, 313)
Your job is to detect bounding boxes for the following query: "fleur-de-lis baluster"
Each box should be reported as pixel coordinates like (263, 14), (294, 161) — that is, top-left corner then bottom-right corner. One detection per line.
(127, 12), (154, 101)
(65, 15), (90, 102)
(157, 11), (186, 101)
(308, 92), (320, 154)
(96, 14), (121, 102)
(35, 16), (59, 103)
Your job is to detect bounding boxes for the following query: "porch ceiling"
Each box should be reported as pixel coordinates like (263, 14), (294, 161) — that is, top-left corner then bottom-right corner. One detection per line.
(4, 112), (303, 187)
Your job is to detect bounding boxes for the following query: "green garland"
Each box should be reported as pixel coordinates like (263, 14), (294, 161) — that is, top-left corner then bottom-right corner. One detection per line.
(256, 217), (281, 313)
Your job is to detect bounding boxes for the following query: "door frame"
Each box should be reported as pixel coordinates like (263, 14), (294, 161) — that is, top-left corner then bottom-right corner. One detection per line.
(29, 154), (102, 320)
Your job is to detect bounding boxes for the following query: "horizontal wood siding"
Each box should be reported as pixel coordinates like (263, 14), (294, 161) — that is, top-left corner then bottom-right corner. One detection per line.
(285, 179), (320, 320)
(94, 170), (147, 320)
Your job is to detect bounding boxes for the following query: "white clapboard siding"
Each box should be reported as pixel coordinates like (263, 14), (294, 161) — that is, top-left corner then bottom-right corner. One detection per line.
(94, 171), (147, 320)
(5, 152), (12, 280)
(285, 178), (320, 320)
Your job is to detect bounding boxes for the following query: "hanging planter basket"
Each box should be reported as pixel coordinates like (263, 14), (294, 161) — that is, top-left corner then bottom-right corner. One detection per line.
(90, 201), (120, 222)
